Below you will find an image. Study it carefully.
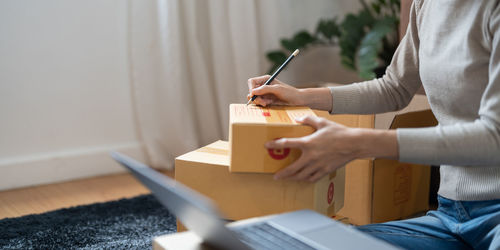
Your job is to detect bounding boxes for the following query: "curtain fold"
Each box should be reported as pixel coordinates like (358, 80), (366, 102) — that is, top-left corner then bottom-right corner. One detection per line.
(128, 0), (356, 169)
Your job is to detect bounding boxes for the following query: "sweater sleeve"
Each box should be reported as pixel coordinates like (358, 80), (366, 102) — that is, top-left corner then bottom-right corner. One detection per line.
(397, 3), (500, 166)
(329, 2), (422, 114)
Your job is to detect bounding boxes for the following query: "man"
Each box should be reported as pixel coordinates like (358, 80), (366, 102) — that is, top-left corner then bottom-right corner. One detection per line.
(247, 0), (500, 249)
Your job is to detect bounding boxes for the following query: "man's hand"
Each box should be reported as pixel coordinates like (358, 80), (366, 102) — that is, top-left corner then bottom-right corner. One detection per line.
(266, 115), (399, 182)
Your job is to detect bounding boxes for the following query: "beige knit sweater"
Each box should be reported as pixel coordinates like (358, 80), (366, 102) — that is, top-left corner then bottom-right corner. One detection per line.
(329, 0), (500, 201)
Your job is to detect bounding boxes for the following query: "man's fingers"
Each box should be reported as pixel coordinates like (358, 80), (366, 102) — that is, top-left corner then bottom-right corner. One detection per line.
(296, 115), (328, 130)
(274, 156), (310, 180)
(265, 137), (304, 149)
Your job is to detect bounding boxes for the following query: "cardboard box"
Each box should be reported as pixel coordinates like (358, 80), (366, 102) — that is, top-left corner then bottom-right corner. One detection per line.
(329, 95), (437, 225)
(294, 86), (434, 225)
(229, 104), (316, 173)
(175, 140), (345, 231)
(176, 94), (434, 228)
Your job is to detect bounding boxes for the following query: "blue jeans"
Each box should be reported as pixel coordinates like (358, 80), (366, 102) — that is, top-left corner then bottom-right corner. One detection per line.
(357, 196), (500, 250)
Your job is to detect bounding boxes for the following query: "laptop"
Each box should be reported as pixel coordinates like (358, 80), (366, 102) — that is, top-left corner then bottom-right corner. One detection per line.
(111, 152), (398, 250)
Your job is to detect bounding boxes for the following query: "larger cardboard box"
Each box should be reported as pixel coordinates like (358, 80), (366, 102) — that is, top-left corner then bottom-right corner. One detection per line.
(175, 140), (345, 231)
(229, 104), (316, 173)
(328, 95), (437, 225)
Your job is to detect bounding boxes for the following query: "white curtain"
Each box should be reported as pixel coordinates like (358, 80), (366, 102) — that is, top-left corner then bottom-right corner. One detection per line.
(128, 0), (359, 169)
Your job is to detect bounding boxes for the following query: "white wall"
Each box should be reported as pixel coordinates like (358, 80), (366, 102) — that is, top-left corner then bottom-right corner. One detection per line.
(0, 0), (362, 191)
(0, 0), (146, 190)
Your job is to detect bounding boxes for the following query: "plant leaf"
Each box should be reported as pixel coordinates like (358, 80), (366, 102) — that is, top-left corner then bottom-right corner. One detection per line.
(292, 31), (317, 49)
(357, 16), (397, 79)
(280, 38), (296, 53)
(372, 2), (381, 14)
(266, 51), (287, 74)
(280, 31), (316, 52)
(338, 10), (375, 71)
(316, 18), (340, 41)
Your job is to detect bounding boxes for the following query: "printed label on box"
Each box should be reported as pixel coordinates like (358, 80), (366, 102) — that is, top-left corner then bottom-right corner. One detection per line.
(393, 164), (412, 205)
(231, 104), (316, 124)
(327, 182), (334, 204)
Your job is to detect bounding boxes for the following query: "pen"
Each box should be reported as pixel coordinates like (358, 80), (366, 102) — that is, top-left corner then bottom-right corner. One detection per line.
(247, 49), (300, 105)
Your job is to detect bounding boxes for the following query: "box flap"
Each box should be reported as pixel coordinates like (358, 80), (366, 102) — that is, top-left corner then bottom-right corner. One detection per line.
(176, 140), (229, 166)
(389, 109), (438, 129)
(374, 95), (430, 129)
(230, 104), (316, 125)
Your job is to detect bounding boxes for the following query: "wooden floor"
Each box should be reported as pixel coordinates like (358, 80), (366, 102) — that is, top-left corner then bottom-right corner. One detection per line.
(0, 170), (174, 220)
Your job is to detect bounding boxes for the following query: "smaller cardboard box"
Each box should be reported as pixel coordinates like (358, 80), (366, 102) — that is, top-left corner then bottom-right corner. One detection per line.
(175, 140), (345, 232)
(229, 104), (316, 173)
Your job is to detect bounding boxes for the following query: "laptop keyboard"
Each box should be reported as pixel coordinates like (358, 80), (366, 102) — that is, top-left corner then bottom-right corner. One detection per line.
(232, 222), (317, 250)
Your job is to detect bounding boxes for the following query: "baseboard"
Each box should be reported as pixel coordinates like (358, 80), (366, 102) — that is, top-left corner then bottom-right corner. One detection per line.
(0, 142), (147, 191)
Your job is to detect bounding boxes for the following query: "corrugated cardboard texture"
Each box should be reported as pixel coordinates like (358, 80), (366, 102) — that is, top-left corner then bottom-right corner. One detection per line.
(374, 95), (430, 129)
(230, 124), (313, 173)
(230, 104), (316, 124)
(372, 160), (430, 223)
(314, 112), (377, 225)
(389, 109), (438, 129)
(336, 110), (437, 225)
(229, 104), (316, 173)
(175, 140), (345, 232)
(370, 109), (437, 223)
(337, 159), (375, 225)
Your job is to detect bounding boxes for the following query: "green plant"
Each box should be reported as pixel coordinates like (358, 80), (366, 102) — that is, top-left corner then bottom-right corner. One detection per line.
(266, 19), (341, 74)
(266, 0), (400, 80)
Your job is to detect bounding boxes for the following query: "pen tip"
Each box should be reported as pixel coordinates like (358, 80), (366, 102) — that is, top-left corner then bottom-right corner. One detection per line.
(292, 49), (299, 56)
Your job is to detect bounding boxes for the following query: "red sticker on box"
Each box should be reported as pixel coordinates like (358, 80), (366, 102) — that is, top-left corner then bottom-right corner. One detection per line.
(267, 138), (290, 160)
(268, 148), (290, 160)
(327, 182), (334, 204)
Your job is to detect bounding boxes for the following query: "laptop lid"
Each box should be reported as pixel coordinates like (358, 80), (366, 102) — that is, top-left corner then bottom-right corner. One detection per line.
(110, 151), (250, 250)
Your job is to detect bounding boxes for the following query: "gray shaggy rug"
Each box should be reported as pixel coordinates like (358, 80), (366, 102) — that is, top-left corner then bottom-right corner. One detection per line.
(0, 194), (176, 249)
